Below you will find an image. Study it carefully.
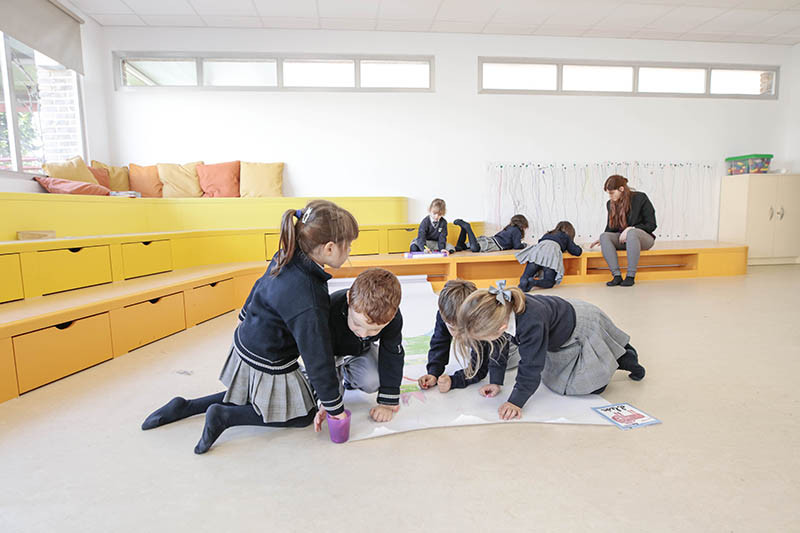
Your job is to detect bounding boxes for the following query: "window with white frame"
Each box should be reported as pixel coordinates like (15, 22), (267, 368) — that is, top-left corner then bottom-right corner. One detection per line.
(479, 57), (779, 99)
(0, 34), (84, 173)
(116, 53), (434, 92)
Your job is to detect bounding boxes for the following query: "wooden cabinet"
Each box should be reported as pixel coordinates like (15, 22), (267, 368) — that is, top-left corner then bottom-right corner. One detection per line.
(719, 174), (800, 263)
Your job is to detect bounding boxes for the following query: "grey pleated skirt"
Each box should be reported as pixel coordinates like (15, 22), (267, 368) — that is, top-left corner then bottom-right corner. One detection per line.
(219, 345), (316, 423)
(476, 235), (501, 252)
(541, 298), (630, 395)
(515, 240), (566, 284)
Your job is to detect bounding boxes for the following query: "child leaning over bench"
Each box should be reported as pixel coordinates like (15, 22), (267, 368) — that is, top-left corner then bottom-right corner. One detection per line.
(453, 215), (528, 253)
(418, 279), (520, 393)
(516, 221), (582, 292)
(328, 268), (405, 423)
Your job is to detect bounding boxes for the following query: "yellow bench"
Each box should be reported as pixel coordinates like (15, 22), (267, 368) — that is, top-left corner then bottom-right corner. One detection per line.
(327, 241), (748, 291)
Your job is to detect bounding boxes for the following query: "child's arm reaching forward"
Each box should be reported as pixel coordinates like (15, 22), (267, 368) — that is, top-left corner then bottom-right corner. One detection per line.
(419, 312), (451, 389)
(373, 313), (405, 423)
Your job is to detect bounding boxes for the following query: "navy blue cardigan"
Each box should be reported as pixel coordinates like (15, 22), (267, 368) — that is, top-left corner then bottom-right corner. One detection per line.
(489, 294), (576, 408)
(416, 216), (449, 251)
(328, 289), (405, 406)
(493, 225), (525, 250)
(237, 251), (344, 416)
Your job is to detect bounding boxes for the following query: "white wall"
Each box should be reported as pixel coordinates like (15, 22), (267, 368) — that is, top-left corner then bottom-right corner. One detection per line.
(89, 27), (792, 221)
(784, 44), (800, 170)
(74, 5), (111, 164)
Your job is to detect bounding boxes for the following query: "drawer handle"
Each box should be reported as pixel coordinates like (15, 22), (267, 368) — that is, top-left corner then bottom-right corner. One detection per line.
(209, 281), (219, 288)
(55, 320), (74, 330)
(148, 297), (162, 304)
(142, 241), (152, 246)
(68, 247), (82, 253)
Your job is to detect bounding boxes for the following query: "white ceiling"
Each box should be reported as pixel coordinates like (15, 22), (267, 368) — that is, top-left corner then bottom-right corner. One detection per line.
(69, 0), (800, 45)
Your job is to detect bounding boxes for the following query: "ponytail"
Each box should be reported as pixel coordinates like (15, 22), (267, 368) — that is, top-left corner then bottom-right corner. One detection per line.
(271, 200), (359, 277)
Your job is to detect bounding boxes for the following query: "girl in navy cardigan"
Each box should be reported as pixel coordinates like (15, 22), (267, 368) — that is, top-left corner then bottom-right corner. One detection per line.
(142, 200), (359, 453)
(453, 215), (529, 253)
(454, 282), (645, 421)
(516, 221), (582, 291)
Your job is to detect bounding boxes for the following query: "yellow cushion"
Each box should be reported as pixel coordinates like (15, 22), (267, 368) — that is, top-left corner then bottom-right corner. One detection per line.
(91, 160), (130, 191)
(239, 162), (284, 198)
(156, 162), (204, 198)
(43, 156), (96, 184)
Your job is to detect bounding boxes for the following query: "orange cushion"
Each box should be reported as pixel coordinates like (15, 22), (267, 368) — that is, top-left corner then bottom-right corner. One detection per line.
(129, 163), (162, 198)
(88, 166), (111, 189)
(34, 176), (111, 196)
(197, 161), (240, 197)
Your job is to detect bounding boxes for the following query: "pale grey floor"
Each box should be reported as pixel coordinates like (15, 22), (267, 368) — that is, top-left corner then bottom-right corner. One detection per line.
(1, 266), (798, 532)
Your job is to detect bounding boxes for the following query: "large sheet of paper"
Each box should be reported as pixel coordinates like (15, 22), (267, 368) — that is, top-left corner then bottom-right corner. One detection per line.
(328, 275), (612, 441)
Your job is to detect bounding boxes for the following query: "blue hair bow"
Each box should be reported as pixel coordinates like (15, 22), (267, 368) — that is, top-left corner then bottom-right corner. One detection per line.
(488, 280), (512, 305)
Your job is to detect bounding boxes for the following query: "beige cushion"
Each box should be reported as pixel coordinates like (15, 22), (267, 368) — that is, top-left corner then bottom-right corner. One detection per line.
(157, 162), (204, 198)
(43, 156), (96, 184)
(91, 160), (130, 191)
(239, 162), (284, 198)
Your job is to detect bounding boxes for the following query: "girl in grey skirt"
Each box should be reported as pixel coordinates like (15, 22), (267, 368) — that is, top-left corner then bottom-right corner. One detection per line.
(454, 282), (645, 421)
(141, 200), (359, 453)
(517, 221), (583, 291)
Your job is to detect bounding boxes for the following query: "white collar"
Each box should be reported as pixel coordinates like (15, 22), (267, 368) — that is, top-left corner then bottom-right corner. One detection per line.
(504, 312), (516, 337)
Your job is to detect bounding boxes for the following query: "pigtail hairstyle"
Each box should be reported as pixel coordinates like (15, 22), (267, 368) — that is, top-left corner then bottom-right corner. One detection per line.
(454, 283), (526, 379)
(271, 200), (359, 277)
(604, 175), (633, 230)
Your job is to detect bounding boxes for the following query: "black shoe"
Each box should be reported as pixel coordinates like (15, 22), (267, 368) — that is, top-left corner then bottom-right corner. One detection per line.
(621, 276), (635, 287)
(606, 275), (623, 287)
(454, 244), (467, 252)
(519, 278), (532, 292)
(617, 345), (645, 381)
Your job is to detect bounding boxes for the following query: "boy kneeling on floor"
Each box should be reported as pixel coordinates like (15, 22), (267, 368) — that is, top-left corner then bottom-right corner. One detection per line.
(327, 268), (405, 424)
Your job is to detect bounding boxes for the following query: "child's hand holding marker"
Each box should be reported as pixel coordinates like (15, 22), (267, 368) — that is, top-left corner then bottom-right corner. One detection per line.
(479, 384), (501, 398)
(418, 374), (438, 389)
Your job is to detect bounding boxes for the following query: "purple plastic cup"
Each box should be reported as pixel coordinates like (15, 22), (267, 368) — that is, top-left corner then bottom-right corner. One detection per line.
(327, 409), (352, 443)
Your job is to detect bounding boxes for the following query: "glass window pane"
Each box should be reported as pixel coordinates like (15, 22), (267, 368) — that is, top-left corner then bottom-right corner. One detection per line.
(122, 59), (197, 87)
(360, 60), (430, 89)
(710, 69), (775, 95)
(8, 38), (84, 173)
(282, 60), (355, 88)
(202, 59), (277, 87)
(638, 67), (706, 94)
(562, 65), (633, 92)
(481, 63), (557, 91)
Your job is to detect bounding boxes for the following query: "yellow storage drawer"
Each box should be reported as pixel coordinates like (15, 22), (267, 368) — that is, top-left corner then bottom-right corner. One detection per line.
(110, 293), (186, 356)
(36, 246), (112, 295)
(185, 278), (235, 326)
(387, 228), (417, 253)
(351, 230), (380, 256)
(0, 253), (24, 303)
(121, 240), (172, 279)
(265, 233), (280, 260)
(13, 313), (113, 393)
(0, 337), (18, 403)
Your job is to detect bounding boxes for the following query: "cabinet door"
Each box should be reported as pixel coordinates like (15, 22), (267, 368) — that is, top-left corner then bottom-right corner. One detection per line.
(745, 175), (778, 258)
(773, 175), (800, 258)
